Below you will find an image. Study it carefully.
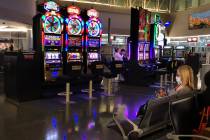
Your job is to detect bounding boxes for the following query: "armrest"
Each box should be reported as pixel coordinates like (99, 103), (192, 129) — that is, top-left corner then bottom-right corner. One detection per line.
(166, 133), (210, 140)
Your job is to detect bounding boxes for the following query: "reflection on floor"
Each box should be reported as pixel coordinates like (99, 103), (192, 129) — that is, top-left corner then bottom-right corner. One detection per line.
(0, 75), (167, 140)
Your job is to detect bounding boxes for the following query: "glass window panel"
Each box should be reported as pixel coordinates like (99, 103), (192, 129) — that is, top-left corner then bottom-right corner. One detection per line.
(115, 0), (127, 7)
(145, 0), (157, 10)
(186, 0), (192, 8)
(159, 0), (169, 11)
(199, 0), (210, 5)
(175, 0), (186, 11)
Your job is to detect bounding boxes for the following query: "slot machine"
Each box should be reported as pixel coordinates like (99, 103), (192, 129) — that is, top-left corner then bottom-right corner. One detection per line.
(84, 9), (104, 75)
(175, 46), (186, 61)
(33, 1), (64, 83)
(64, 6), (84, 75)
(162, 46), (173, 60)
(85, 9), (102, 64)
(138, 8), (151, 64)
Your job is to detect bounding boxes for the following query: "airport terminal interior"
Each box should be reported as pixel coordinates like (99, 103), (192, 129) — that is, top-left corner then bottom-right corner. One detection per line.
(1, 0), (210, 140)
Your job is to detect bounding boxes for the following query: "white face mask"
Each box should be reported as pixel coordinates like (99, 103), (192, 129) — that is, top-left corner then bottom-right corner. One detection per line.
(176, 76), (182, 84)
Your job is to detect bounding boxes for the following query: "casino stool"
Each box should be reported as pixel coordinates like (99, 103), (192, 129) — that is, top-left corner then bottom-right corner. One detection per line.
(81, 73), (96, 100)
(57, 75), (76, 104)
(155, 68), (168, 88)
(102, 72), (116, 97)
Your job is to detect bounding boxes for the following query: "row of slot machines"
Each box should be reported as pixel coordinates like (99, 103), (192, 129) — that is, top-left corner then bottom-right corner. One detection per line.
(33, 1), (102, 83)
(161, 45), (186, 60)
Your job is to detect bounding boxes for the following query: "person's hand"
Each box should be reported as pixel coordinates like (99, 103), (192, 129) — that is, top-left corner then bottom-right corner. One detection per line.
(155, 88), (167, 98)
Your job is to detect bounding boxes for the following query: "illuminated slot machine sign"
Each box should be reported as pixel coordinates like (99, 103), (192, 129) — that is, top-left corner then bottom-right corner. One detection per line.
(86, 9), (102, 48)
(88, 52), (99, 60)
(67, 52), (81, 62)
(45, 52), (61, 64)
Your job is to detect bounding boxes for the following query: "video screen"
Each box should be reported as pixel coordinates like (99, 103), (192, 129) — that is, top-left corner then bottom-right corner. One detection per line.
(88, 38), (100, 47)
(176, 51), (184, 58)
(145, 44), (149, 51)
(163, 50), (171, 57)
(88, 53), (99, 60)
(44, 35), (61, 46)
(145, 53), (149, 59)
(138, 44), (144, 51)
(68, 37), (82, 47)
(139, 53), (144, 60)
(67, 53), (81, 61)
(45, 52), (61, 64)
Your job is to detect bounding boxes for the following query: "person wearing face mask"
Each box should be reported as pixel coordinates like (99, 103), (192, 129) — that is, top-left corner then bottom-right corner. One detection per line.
(156, 65), (195, 97)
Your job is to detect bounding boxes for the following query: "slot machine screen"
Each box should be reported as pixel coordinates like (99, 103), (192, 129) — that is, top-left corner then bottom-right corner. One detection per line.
(88, 53), (99, 60)
(163, 50), (171, 57)
(176, 51), (184, 58)
(145, 53), (149, 59)
(145, 45), (149, 51)
(139, 44), (144, 51)
(45, 52), (61, 63)
(139, 53), (144, 60)
(68, 37), (82, 47)
(88, 38), (100, 47)
(44, 35), (62, 46)
(67, 53), (81, 61)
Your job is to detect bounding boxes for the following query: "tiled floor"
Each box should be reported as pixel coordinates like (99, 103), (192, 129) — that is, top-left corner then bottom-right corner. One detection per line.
(0, 75), (168, 140)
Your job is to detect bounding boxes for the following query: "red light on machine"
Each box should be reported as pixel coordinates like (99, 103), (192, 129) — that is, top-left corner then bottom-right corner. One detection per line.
(187, 37), (198, 42)
(87, 9), (99, 17)
(67, 6), (80, 15)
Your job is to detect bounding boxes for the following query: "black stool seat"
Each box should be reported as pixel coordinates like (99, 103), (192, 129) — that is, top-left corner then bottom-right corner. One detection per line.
(155, 68), (167, 75)
(81, 73), (95, 81)
(57, 75), (76, 84)
(103, 72), (116, 79)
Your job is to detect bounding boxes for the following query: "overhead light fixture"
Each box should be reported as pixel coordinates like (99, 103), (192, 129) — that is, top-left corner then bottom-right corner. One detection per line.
(0, 27), (28, 32)
(0, 26), (8, 29)
(60, 0), (125, 8)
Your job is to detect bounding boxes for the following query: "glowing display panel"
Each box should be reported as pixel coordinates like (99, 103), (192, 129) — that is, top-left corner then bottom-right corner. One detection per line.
(44, 15), (61, 34)
(139, 53), (144, 60)
(163, 50), (171, 57)
(68, 37), (82, 47)
(45, 52), (61, 63)
(176, 51), (184, 58)
(44, 35), (62, 46)
(145, 45), (149, 51)
(88, 53), (99, 59)
(145, 53), (149, 59)
(67, 53), (81, 61)
(139, 44), (144, 51)
(88, 38), (100, 47)
(68, 18), (82, 35)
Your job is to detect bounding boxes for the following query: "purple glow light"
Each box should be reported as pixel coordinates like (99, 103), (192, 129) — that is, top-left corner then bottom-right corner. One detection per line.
(87, 121), (95, 130)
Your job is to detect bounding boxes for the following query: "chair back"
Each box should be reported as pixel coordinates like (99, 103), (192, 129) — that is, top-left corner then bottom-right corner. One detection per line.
(110, 61), (123, 75)
(169, 95), (198, 134)
(66, 61), (82, 77)
(89, 61), (104, 76)
(139, 96), (170, 134)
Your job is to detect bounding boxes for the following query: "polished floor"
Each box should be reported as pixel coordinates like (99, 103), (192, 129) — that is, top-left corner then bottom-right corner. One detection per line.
(0, 74), (168, 140)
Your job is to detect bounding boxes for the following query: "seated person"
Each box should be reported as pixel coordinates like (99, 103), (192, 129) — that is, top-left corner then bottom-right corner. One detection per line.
(138, 65), (195, 116)
(197, 71), (210, 127)
(156, 65), (195, 97)
(198, 70), (210, 109)
(114, 48), (123, 61)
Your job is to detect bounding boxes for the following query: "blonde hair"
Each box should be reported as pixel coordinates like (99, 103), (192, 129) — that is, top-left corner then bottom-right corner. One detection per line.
(177, 65), (194, 90)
